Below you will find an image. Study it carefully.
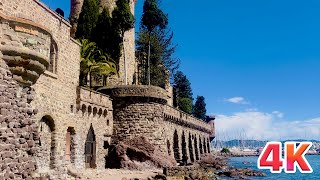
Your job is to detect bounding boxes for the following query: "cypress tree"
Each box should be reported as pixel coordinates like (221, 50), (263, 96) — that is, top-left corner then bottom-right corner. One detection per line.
(112, 0), (135, 85)
(75, 0), (99, 39)
(193, 96), (207, 120)
(93, 8), (121, 64)
(173, 71), (193, 100)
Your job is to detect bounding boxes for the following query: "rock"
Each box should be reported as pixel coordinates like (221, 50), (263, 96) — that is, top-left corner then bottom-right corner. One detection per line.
(154, 173), (166, 180)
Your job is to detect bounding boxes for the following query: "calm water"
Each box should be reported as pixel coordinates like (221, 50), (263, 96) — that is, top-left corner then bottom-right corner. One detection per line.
(228, 155), (320, 180)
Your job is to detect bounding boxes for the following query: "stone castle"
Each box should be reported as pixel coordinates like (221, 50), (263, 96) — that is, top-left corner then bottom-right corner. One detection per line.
(0, 0), (215, 179)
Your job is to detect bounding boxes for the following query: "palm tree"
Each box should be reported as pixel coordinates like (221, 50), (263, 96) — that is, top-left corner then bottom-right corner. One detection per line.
(79, 39), (118, 88)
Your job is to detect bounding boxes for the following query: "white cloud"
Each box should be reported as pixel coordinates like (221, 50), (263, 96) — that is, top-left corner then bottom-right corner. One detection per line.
(214, 110), (320, 141)
(225, 97), (249, 105)
(272, 111), (284, 118)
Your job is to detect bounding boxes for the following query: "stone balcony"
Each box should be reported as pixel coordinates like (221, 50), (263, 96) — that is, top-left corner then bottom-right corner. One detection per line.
(0, 12), (52, 86)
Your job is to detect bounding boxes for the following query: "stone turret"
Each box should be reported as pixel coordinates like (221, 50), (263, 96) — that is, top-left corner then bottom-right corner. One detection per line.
(0, 11), (51, 179)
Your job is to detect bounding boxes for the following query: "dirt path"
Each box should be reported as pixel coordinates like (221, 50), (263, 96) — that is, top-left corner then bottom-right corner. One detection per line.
(79, 169), (162, 180)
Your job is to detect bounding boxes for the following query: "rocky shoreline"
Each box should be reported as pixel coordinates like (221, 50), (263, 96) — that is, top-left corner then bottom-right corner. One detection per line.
(198, 154), (266, 180)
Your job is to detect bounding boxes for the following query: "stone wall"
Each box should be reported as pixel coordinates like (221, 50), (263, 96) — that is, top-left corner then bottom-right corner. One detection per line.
(0, 9), (51, 179)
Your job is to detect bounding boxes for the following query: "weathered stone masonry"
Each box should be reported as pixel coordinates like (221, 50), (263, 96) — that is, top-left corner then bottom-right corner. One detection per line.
(0, 0), (215, 179)
(99, 85), (215, 164)
(0, 9), (51, 179)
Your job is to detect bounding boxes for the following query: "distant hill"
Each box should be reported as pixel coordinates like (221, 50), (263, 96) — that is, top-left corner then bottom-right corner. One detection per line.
(213, 139), (320, 149)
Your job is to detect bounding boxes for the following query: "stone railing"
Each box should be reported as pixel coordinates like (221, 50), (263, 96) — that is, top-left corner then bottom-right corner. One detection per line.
(163, 105), (214, 134)
(77, 87), (112, 109)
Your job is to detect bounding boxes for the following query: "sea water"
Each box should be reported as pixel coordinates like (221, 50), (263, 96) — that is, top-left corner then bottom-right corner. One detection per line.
(228, 155), (320, 180)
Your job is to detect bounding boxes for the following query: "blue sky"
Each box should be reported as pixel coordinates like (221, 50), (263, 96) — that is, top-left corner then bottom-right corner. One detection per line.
(41, 0), (320, 140)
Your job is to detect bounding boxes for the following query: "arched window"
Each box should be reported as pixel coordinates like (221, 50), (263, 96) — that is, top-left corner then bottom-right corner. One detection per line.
(48, 41), (58, 73)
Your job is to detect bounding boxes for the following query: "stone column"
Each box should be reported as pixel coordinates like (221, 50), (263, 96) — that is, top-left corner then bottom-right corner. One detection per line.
(0, 13), (51, 179)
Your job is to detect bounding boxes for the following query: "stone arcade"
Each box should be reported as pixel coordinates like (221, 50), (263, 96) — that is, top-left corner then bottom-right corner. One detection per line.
(0, 0), (215, 179)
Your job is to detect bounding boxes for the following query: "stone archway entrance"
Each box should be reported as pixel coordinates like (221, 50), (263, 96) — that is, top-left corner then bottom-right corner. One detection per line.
(85, 125), (96, 168)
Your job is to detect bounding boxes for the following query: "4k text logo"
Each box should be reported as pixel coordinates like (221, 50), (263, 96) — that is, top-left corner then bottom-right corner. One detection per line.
(257, 142), (313, 173)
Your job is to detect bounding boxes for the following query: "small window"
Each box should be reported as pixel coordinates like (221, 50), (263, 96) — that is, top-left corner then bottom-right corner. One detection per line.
(48, 41), (58, 73)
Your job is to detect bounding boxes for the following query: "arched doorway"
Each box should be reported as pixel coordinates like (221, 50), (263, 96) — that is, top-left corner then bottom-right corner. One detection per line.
(85, 124), (96, 168)
(66, 127), (76, 164)
(39, 115), (55, 170)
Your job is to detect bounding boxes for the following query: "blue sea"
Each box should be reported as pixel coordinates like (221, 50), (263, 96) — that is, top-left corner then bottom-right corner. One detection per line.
(228, 155), (320, 180)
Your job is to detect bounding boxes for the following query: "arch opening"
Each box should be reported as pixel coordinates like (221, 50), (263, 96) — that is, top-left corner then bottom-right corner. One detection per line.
(188, 133), (194, 162)
(194, 136), (199, 160)
(85, 124), (96, 168)
(173, 130), (180, 161)
(66, 127), (76, 164)
(181, 131), (188, 164)
(39, 115), (56, 170)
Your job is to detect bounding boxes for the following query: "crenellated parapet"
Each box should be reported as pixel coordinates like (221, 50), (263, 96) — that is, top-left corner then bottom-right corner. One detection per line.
(163, 105), (214, 134)
(76, 87), (113, 119)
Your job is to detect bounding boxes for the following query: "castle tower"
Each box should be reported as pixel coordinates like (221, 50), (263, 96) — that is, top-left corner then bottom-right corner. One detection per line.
(100, 0), (137, 86)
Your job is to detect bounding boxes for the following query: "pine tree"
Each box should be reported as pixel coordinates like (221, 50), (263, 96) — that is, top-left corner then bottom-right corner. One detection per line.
(136, 28), (179, 88)
(193, 96), (207, 120)
(75, 0), (99, 39)
(141, 0), (168, 85)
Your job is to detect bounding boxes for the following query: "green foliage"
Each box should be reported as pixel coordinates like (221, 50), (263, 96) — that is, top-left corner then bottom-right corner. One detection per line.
(79, 39), (118, 88)
(221, 148), (230, 154)
(93, 8), (121, 66)
(141, 0), (168, 31)
(141, 0), (168, 85)
(173, 71), (193, 103)
(178, 98), (193, 114)
(112, 0), (135, 36)
(75, 0), (99, 39)
(136, 28), (179, 88)
(137, 0), (179, 88)
(193, 96), (207, 120)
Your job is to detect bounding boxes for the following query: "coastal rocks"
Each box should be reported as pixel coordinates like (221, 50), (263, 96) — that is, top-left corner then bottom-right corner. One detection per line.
(217, 168), (266, 179)
(198, 153), (266, 179)
(107, 136), (176, 170)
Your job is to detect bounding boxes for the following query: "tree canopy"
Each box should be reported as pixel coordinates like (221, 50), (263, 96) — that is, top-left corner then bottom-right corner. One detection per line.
(193, 96), (207, 120)
(141, 0), (168, 32)
(112, 0), (135, 36)
(75, 0), (99, 39)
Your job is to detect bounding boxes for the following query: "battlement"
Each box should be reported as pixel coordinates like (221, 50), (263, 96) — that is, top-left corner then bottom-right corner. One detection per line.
(77, 87), (113, 109)
(164, 105), (213, 134)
